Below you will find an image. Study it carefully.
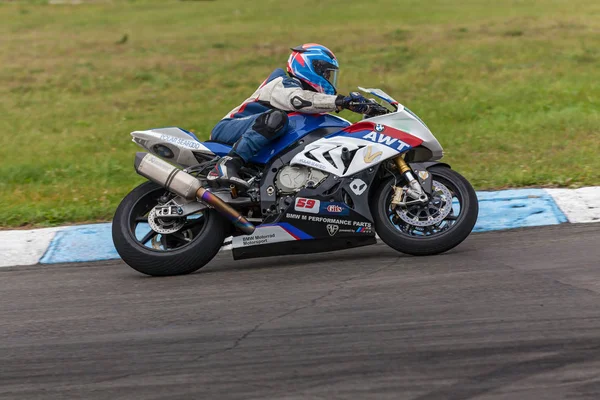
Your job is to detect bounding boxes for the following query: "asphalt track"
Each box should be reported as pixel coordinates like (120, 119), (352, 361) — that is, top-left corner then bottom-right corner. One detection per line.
(1, 223), (600, 400)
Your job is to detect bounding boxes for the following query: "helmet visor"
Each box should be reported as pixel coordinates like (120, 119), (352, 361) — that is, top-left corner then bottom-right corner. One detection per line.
(313, 59), (339, 93)
(323, 68), (339, 91)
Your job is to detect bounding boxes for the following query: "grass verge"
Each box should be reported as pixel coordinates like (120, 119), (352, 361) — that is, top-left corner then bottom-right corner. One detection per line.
(1, 0), (599, 227)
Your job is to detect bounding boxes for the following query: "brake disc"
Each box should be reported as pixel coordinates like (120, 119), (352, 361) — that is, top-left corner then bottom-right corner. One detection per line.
(395, 180), (453, 227)
(148, 208), (185, 235)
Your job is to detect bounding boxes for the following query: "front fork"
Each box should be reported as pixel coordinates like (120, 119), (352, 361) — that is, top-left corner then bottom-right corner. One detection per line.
(391, 156), (429, 207)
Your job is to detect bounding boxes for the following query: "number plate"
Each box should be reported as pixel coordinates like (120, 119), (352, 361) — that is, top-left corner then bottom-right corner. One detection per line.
(294, 197), (321, 214)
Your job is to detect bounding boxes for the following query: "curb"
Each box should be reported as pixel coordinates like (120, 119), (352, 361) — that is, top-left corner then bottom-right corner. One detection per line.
(1, 187), (598, 268)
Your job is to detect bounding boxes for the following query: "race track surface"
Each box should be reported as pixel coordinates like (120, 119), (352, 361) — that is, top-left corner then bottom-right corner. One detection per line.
(1, 223), (600, 400)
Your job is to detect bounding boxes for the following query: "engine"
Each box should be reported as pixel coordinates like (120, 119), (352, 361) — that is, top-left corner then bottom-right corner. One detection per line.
(275, 166), (328, 194)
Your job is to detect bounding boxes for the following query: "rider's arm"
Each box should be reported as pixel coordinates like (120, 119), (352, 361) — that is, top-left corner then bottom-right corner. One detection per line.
(265, 77), (339, 113)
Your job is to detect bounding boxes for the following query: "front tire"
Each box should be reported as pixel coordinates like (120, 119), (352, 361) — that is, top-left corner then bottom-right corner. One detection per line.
(373, 166), (478, 256)
(112, 181), (227, 276)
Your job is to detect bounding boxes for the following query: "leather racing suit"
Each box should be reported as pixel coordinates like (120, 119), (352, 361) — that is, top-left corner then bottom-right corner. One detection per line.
(210, 68), (339, 162)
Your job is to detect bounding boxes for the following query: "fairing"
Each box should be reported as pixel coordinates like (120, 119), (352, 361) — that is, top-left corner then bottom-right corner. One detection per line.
(366, 110), (443, 160)
(130, 127), (210, 168)
(288, 108), (442, 177)
(131, 88), (442, 177)
(194, 113), (351, 164)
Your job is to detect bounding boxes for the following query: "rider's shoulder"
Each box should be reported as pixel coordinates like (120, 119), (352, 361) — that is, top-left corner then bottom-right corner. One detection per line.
(263, 68), (287, 83)
(280, 75), (302, 89)
(263, 68), (302, 89)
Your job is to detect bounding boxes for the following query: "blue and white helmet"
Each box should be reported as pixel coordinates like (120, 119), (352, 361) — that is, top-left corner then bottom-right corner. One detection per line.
(287, 43), (339, 95)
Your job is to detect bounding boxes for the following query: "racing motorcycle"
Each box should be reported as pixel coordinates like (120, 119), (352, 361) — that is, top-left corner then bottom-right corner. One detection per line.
(112, 87), (478, 276)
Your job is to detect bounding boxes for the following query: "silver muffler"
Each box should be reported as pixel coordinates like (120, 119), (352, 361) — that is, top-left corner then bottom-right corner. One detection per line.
(134, 153), (255, 234)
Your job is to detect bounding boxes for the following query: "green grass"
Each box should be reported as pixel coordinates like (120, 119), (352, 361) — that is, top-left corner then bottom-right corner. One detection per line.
(1, 0), (599, 228)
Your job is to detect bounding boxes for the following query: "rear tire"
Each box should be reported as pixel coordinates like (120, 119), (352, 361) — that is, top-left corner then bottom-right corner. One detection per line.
(112, 181), (227, 276)
(372, 166), (478, 256)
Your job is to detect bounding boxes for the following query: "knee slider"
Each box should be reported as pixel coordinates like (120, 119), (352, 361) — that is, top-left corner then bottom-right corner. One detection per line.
(252, 110), (288, 139)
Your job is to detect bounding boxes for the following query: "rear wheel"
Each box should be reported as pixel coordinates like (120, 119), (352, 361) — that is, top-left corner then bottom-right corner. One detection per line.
(112, 181), (227, 276)
(372, 166), (478, 256)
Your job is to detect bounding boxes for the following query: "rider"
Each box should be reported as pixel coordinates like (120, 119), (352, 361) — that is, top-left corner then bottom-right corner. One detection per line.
(207, 43), (371, 188)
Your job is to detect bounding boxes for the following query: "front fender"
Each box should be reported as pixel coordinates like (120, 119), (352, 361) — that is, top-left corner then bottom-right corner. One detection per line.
(368, 161), (450, 206)
(408, 161), (451, 195)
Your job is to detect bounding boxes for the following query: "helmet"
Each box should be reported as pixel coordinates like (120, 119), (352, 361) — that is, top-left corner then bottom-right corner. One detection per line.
(287, 43), (339, 95)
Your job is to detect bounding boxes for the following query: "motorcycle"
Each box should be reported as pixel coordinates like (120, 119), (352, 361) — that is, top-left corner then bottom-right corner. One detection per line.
(112, 87), (478, 276)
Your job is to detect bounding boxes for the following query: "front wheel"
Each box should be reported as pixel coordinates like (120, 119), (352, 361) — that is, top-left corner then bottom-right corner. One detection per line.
(372, 166), (478, 256)
(112, 181), (227, 276)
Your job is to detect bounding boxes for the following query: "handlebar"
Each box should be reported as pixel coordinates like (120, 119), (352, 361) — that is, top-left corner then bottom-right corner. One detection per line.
(348, 101), (391, 117)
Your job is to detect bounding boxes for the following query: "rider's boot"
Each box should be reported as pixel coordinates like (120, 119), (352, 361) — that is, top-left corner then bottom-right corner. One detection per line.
(207, 152), (250, 189)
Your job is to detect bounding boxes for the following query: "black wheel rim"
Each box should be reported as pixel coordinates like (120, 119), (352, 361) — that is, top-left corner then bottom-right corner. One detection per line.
(127, 187), (209, 252)
(385, 174), (464, 238)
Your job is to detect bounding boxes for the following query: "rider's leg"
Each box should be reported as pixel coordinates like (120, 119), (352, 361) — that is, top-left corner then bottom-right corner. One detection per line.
(207, 116), (257, 188)
(208, 110), (289, 187)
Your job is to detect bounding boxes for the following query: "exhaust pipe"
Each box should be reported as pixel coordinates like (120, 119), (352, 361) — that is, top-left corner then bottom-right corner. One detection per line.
(134, 153), (255, 235)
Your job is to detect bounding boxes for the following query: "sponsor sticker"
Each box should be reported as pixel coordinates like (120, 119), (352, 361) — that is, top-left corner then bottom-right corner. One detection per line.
(308, 216), (352, 226)
(418, 170), (430, 180)
(307, 216), (372, 228)
(363, 146), (383, 164)
(159, 134), (203, 150)
(326, 224), (339, 236)
(320, 202), (350, 216)
(349, 179), (368, 196)
(241, 233), (277, 247)
(327, 204), (343, 213)
(362, 131), (410, 152)
(232, 225), (310, 248)
(294, 158), (328, 170)
(295, 197), (321, 214)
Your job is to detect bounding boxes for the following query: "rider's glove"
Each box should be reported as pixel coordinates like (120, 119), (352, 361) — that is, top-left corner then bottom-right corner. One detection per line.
(335, 92), (370, 114)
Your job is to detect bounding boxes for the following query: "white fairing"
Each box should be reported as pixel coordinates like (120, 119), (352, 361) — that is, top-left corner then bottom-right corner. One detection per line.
(291, 137), (401, 177)
(370, 110), (443, 159)
(290, 105), (443, 177)
(130, 128), (214, 168)
(359, 87), (444, 160)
